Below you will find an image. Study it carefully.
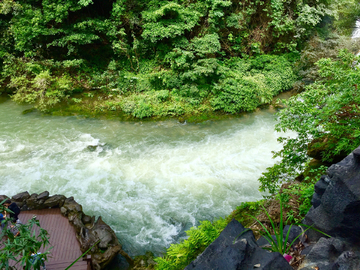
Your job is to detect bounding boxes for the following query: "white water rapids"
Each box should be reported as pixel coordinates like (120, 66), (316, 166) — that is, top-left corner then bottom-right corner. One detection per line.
(352, 20), (360, 39)
(0, 97), (290, 256)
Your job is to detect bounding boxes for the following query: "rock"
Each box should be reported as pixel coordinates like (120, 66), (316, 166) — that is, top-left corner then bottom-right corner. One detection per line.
(87, 145), (98, 151)
(90, 217), (123, 269)
(332, 251), (360, 270)
(93, 245), (122, 270)
(82, 214), (93, 225)
(185, 219), (291, 270)
(306, 238), (346, 262)
(62, 197), (82, 215)
(298, 237), (360, 270)
(26, 193), (41, 210)
(0, 195), (9, 202)
(257, 235), (278, 247)
(185, 219), (257, 270)
(132, 251), (156, 270)
(304, 146), (360, 242)
(68, 212), (84, 233)
(43, 195), (66, 208)
(60, 206), (67, 216)
(37, 191), (49, 200)
(92, 217), (118, 249)
(283, 225), (304, 245)
(248, 247), (293, 270)
(12, 191), (30, 201)
(78, 227), (97, 251)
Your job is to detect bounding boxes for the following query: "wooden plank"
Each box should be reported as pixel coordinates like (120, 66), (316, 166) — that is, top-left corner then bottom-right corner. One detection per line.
(8, 208), (90, 270)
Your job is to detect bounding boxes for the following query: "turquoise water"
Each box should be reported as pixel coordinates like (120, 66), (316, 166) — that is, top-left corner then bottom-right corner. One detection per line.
(0, 98), (288, 256)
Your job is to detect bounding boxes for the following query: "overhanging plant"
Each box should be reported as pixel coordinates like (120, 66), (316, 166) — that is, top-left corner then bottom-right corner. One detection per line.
(240, 197), (330, 256)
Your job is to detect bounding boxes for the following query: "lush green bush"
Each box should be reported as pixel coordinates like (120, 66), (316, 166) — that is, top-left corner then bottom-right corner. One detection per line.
(0, 0), (332, 117)
(259, 50), (360, 193)
(154, 219), (227, 270)
(0, 217), (51, 269)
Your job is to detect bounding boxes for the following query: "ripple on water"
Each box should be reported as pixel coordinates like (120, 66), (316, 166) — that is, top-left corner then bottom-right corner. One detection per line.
(0, 100), (294, 256)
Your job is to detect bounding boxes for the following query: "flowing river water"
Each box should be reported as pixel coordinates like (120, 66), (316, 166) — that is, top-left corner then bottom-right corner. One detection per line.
(0, 95), (290, 258)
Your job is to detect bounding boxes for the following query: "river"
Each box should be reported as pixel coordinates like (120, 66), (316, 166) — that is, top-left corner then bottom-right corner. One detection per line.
(0, 96), (289, 257)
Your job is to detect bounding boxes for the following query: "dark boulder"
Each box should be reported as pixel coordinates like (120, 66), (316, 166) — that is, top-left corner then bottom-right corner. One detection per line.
(26, 193), (42, 210)
(37, 191), (49, 200)
(61, 196), (83, 216)
(12, 191), (30, 202)
(185, 219), (292, 270)
(298, 237), (360, 270)
(43, 195), (66, 208)
(304, 146), (360, 242)
(248, 247), (293, 270)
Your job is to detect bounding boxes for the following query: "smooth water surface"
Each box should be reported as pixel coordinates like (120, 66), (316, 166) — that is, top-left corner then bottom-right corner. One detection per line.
(0, 98), (289, 256)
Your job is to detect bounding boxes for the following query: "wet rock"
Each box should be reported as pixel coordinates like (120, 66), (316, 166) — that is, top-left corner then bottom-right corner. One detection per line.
(89, 217), (126, 269)
(43, 195), (66, 208)
(82, 214), (93, 225)
(298, 237), (360, 270)
(61, 197), (82, 216)
(283, 225), (304, 245)
(78, 227), (98, 251)
(0, 195), (9, 202)
(249, 247), (293, 270)
(68, 212), (84, 233)
(93, 245), (122, 270)
(87, 145), (98, 151)
(332, 251), (360, 270)
(92, 217), (118, 249)
(304, 146), (360, 242)
(26, 193), (42, 210)
(12, 191), (30, 202)
(37, 191), (49, 200)
(185, 219), (291, 270)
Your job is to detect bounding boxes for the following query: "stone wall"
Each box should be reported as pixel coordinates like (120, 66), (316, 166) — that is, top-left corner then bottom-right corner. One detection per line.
(0, 191), (133, 270)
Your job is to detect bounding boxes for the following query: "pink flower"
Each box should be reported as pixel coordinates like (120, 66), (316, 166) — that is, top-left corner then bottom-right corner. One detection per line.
(283, 254), (292, 263)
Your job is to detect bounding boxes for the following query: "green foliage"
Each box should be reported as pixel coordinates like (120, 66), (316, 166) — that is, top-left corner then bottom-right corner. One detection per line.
(277, 165), (327, 223)
(0, 0), (331, 117)
(211, 54), (297, 113)
(142, 3), (201, 43)
(244, 198), (303, 255)
(244, 197), (329, 255)
(259, 50), (360, 193)
(154, 219), (227, 270)
(0, 217), (51, 269)
(331, 0), (360, 35)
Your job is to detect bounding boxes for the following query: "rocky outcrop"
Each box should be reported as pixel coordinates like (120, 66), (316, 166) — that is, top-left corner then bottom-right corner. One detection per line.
(304, 146), (360, 241)
(299, 146), (360, 269)
(185, 219), (292, 270)
(2, 192), (133, 270)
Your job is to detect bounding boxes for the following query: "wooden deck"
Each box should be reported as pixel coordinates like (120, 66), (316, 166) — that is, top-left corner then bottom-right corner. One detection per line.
(16, 208), (90, 270)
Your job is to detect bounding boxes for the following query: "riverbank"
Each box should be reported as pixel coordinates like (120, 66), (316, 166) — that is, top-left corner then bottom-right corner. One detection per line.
(0, 88), (295, 124)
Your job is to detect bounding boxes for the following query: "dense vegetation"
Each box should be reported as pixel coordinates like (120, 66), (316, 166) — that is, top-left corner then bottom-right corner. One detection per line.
(0, 0), (333, 118)
(151, 1), (360, 269)
(2, 0), (360, 269)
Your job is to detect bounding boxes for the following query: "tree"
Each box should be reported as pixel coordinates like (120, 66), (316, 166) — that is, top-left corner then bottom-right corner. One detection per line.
(0, 216), (51, 270)
(259, 50), (360, 192)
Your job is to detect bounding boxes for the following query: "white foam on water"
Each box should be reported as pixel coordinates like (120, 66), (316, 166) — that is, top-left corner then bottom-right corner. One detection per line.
(352, 20), (360, 39)
(0, 100), (293, 256)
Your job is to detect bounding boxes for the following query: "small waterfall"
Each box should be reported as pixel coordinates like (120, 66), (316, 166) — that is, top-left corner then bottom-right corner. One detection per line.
(352, 20), (360, 39)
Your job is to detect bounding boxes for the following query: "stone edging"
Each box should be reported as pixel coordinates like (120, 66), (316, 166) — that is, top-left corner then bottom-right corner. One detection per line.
(0, 191), (133, 270)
